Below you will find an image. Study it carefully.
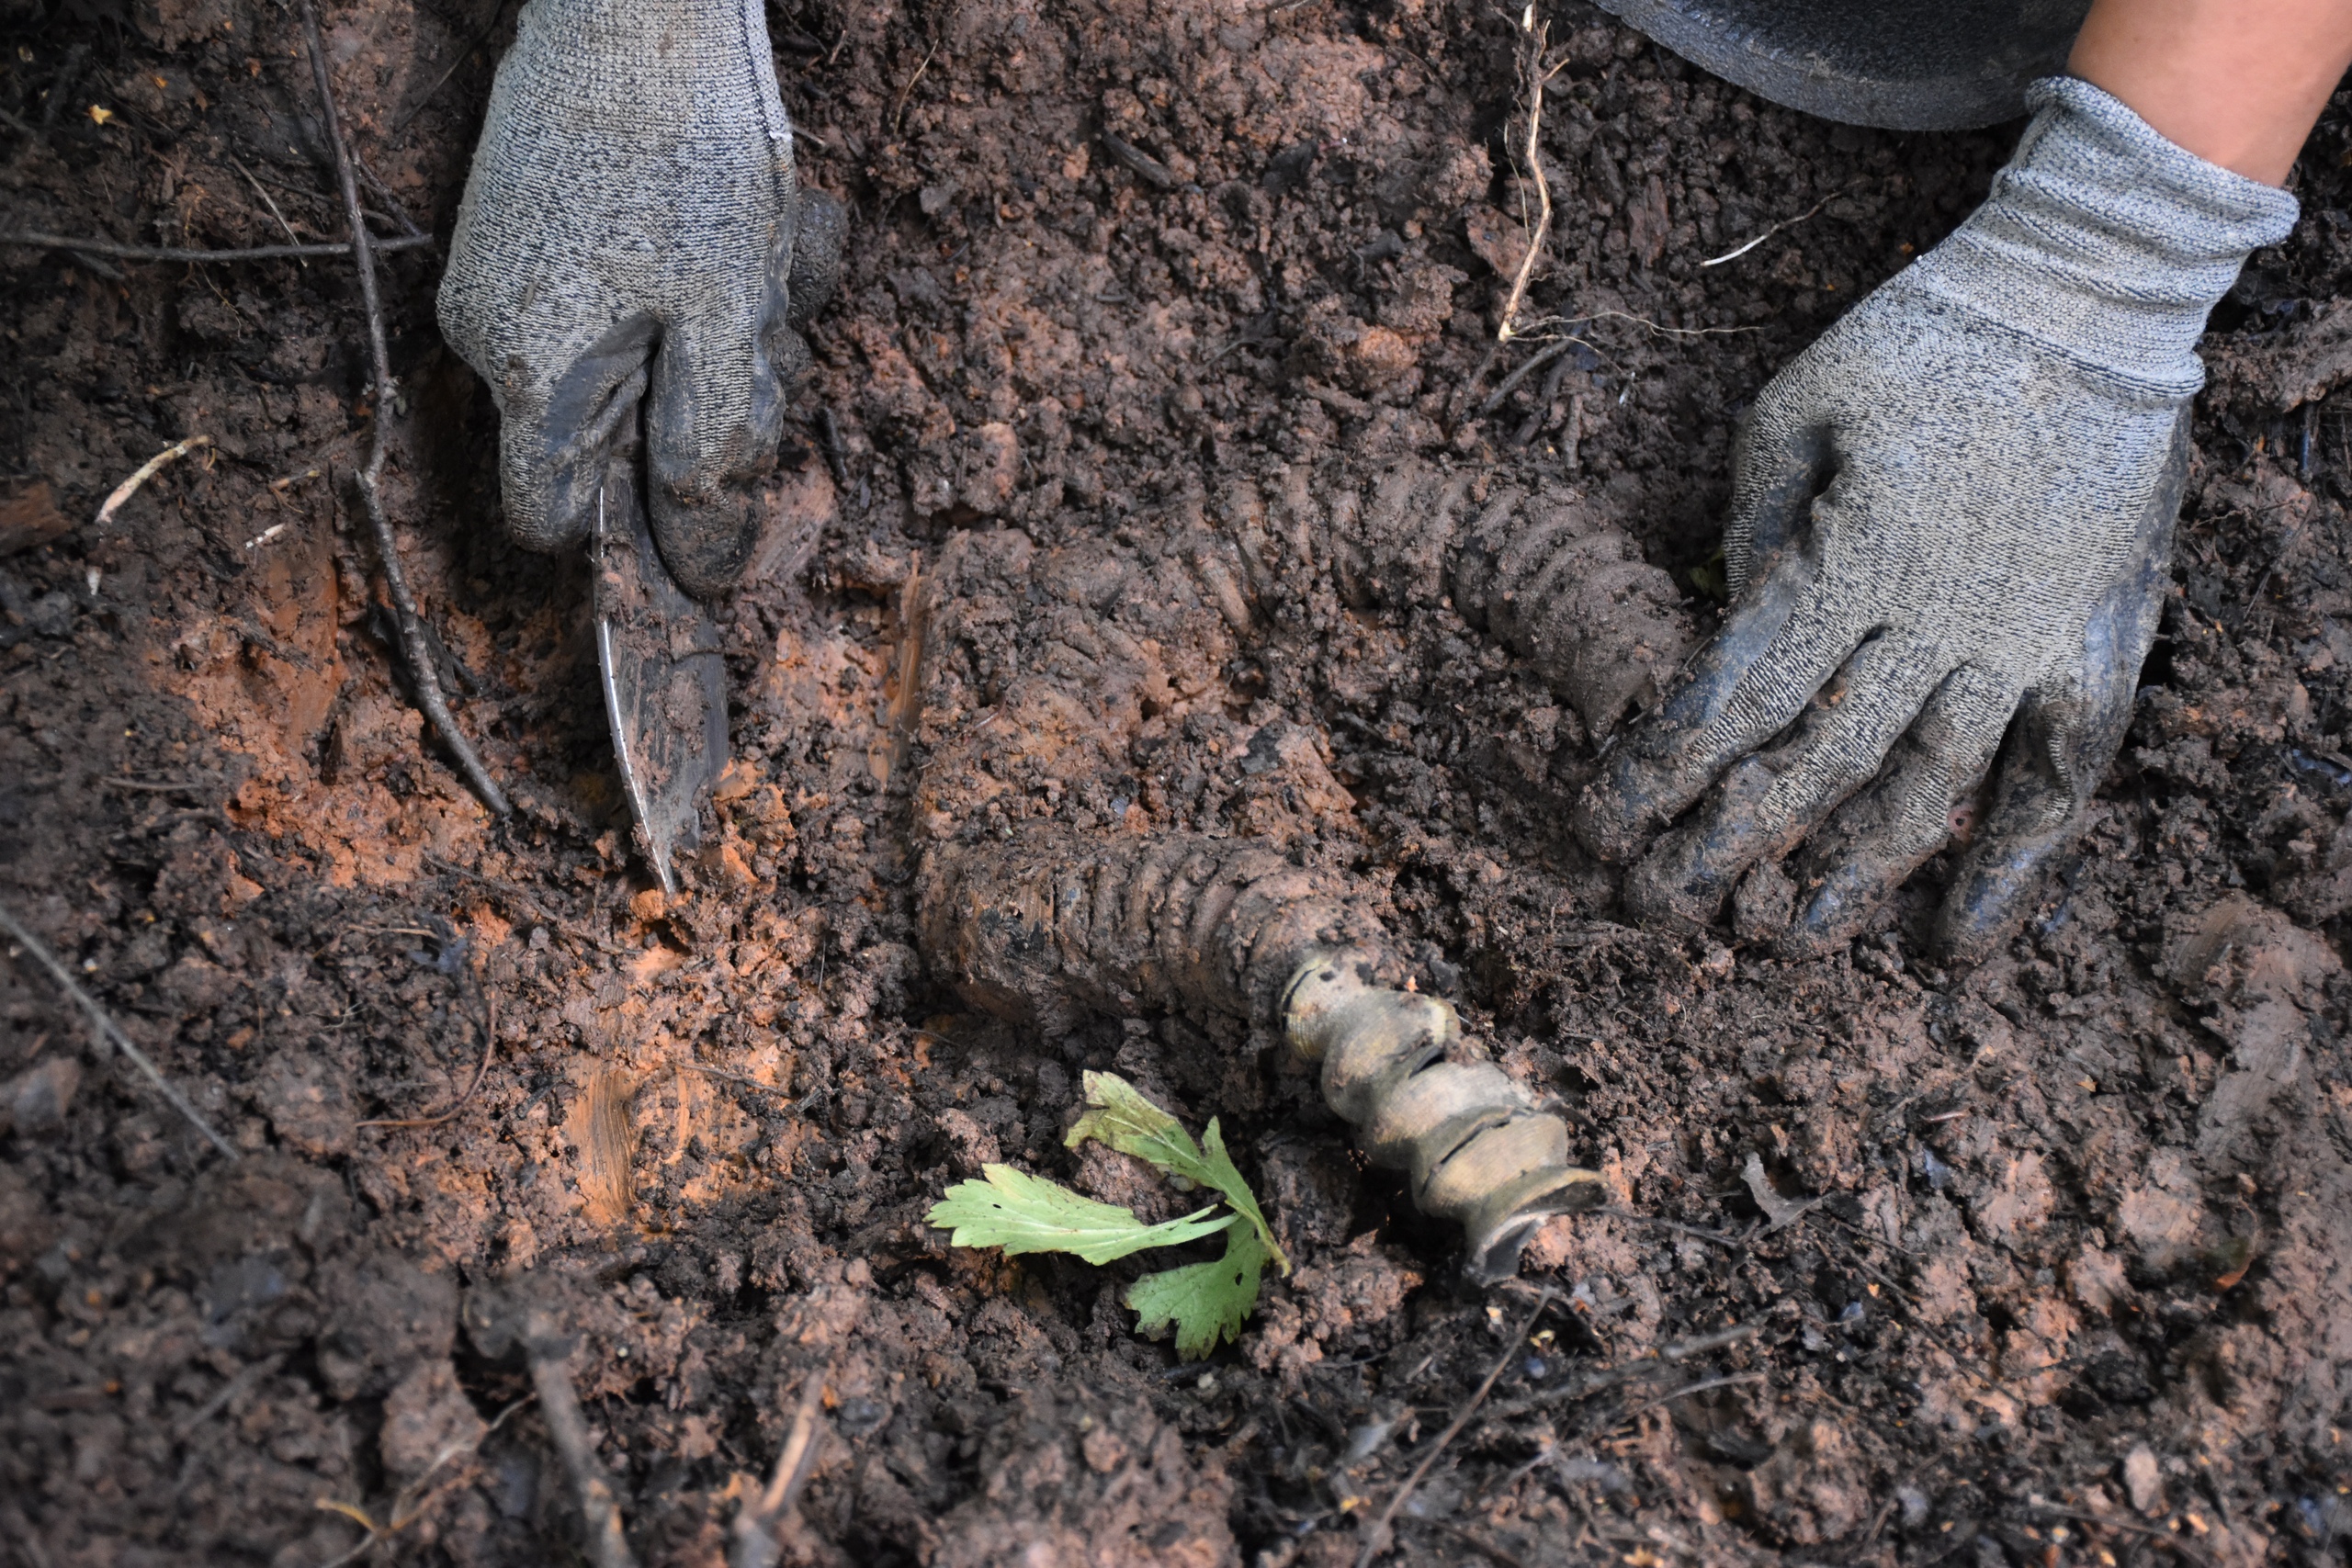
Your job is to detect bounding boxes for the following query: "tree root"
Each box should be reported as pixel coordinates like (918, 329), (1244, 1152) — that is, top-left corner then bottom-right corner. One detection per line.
(918, 827), (1600, 1279)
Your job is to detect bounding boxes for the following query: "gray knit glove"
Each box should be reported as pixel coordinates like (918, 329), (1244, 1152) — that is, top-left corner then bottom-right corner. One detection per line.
(1575, 78), (2297, 961)
(438, 0), (842, 598)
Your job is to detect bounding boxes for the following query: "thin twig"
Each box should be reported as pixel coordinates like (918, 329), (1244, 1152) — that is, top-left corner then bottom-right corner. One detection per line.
(1482, 1358), (1660, 1425)
(0, 900), (236, 1159)
(1611, 1371), (1768, 1426)
(675, 1062), (797, 1098)
(888, 41), (939, 137)
(1447, 340), (1503, 425)
(729, 1372), (830, 1568)
(227, 153), (311, 265)
(353, 156), (426, 240)
(1661, 1323), (1758, 1360)
(1496, 12), (1566, 343)
(526, 1312), (639, 1568)
(93, 435), (210, 529)
(101, 775), (220, 795)
(172, 1352), (284, 1441)
(296, 0), (509, 817)
(314, 1393), (538, 1568)
(1, 231), (433, 263)
(2022, 1504), (2215, 1568)
(1595, 1205), (1748, 1249)
(357, 990), (499, 1129)
(390, 0), (516, 135)
(1476, 338), (1572, 417)
(1429, 1520), (1532, 1568)
(1356, 1291), (1553, 1568)
(1699, 188), (1845, 267)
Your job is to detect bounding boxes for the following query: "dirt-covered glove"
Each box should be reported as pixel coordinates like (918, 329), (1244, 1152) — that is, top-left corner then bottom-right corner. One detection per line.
(438, 0), (843, 598)
(1574, 78), (2297, 962)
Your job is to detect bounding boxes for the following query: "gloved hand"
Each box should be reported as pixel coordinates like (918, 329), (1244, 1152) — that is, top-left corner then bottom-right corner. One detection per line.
(438, 0), (843, 598)
(1574, 78), (2296, 962)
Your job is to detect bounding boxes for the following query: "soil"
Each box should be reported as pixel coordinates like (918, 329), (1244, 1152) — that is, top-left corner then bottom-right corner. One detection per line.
(4, 0), (2352, 1564)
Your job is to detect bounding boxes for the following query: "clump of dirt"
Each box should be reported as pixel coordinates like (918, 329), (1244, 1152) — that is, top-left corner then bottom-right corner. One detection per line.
(6, 0), (2352, 1563)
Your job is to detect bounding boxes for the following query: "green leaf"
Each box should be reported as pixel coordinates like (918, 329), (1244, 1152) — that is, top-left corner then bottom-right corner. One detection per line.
(1196, 1117), (1287, 1276)
(1127, 1224), (1270, 1360)
(1067, 1070), (1205, 1177)
(927, 1164), (1234, 1265)
(1067, 1071), (1289, 1275)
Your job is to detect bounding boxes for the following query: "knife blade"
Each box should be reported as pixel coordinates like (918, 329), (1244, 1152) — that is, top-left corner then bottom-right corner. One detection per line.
(594, 447), (728, 897)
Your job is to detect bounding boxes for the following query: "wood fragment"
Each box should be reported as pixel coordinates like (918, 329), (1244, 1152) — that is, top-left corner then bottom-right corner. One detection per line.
(0, 480), (70, 558)
(578, 1069), (637, 1225)
(815, 406), (851, 489)
(1101, 131), (1178, 189)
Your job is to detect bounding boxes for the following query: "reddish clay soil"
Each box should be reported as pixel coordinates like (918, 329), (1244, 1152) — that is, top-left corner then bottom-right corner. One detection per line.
(4, 0), (2352, 1563)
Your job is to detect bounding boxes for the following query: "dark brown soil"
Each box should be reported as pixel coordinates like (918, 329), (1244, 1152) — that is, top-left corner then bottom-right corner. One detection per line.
(5, 0), (2352, 1564)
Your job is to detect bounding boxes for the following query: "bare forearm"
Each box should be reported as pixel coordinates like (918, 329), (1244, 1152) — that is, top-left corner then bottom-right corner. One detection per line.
(2070, 0), (2352, 184)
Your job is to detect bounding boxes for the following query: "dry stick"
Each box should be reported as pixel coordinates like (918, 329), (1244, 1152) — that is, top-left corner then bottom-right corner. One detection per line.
(1, 231), (433, 263)
(296, 0), (510, 818)
(0, 901), (236, 1159)
(1355, 1290), (1554, 1568)
(1495, 12), (1566, 343)
(526, 1314), (639, 1568)
(357, 990), (498, 1130)
(729, 1371), (831, 1568)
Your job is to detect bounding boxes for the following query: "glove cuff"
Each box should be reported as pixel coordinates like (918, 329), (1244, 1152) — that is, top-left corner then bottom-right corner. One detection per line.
(1915, 76), (2299, 395)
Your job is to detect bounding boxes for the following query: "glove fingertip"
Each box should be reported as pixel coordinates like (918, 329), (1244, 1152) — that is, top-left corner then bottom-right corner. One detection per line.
(650, 489), (763, 601)
(1930, 851), (2042, 967)
(1570, 775), (1648, 863)
(786, 189), (847, 332)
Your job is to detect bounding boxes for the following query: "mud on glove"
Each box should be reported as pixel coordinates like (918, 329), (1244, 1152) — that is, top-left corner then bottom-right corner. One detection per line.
(1573, 77), (2297, 961)
(438, 0), (843, 598)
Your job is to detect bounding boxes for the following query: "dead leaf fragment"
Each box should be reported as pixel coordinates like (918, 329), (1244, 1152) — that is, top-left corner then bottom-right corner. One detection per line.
(0, 482), (70, 558)
(1741, 1152), (1820, 1232)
